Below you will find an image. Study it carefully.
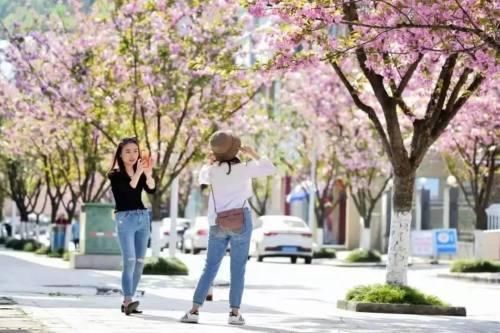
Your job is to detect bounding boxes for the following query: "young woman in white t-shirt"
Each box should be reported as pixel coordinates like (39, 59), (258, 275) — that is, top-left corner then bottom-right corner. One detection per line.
(181, 130), (276, 326)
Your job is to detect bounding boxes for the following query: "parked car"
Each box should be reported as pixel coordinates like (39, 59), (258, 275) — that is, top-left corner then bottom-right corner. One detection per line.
(250, 215), (313, 264)
(159, 217), (191, 250)
(182, 216), (209, 255)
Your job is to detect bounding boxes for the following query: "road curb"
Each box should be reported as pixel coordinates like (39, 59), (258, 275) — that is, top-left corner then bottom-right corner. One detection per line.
(337, 300), (466, 316)
(327, 261), (386, 267)
(437, 272), (500, 284)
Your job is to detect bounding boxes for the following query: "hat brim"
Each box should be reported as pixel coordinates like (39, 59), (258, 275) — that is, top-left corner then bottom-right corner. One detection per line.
(214, 136), (241, 161)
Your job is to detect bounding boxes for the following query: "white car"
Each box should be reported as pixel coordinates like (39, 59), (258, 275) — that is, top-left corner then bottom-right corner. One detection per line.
(182, 216), (209, 255)
(160, 217), (191, 250)
(250, 215), (313, 264)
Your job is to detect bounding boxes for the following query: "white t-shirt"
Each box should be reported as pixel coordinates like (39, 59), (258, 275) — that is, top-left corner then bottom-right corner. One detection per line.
(199, 158), (277, 226)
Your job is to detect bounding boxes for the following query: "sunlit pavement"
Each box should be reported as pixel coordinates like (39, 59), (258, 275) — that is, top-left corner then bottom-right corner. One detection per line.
(1, 247), (499, 333)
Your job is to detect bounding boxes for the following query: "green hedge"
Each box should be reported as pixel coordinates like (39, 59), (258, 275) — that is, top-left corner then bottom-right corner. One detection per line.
(5, 238), (40, 251)
(47, 249), (65, 258)
(346, 284), (446, 306)
(0, 236), (6, 245)
(23, 241), (41, 252)
(345, 249), (381, 263)
(143, 257), (189, 275)
(313, 248), (336, 259)
(451, 260), (500, 273)
(36, 246), (50, 255)
(5, 238), (22, 250)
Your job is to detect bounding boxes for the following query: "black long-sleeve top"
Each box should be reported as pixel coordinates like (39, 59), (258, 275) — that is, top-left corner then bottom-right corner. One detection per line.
(108, 169), (156, 212)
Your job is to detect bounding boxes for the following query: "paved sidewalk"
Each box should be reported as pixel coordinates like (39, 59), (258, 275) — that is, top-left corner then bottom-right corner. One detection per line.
(1, 248), (500, 333)
(0, 297), (48, 333)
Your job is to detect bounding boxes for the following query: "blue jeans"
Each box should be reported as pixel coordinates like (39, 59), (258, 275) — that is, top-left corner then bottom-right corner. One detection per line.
(193, 208), (252, 309)
(115, 209), (150, 299)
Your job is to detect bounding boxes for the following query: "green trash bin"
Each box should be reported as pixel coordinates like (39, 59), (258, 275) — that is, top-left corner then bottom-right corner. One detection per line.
(80, 203), (120, 255)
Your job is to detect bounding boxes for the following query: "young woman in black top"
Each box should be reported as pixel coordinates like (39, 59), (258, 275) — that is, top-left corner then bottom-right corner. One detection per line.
(108, 137), (155, 315)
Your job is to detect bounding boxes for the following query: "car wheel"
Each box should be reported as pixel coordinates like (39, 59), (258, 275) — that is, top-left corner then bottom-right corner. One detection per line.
(290, 256), (297, 264)
(184, 247), (191, 254)
(305, 257), (312, 264)
(247, 256), (251, 261)
(257, 256), (264, 262)
(193, 248), (201, 255)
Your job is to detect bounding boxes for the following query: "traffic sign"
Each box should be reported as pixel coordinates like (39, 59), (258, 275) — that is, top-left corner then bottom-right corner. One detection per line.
(434, 229), (457, 255)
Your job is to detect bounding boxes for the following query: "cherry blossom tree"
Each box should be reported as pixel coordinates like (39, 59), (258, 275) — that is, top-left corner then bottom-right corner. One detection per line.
(438, 88), (500, 230)
(0, 61), (110, 224)
(247, 0), (496, 285)
(281, 63), (391, 248)
(3, 0), (262, 220)
(0, 79), (56, 231)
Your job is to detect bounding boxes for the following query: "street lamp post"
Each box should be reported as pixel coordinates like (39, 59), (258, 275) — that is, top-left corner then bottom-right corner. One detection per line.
(308, 139), (317, 240)
(416, 177), (427, 231)
(443, 175), (458, 229)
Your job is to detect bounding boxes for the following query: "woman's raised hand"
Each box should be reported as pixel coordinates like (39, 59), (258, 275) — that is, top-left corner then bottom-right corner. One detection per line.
(142, 157), (154, 177)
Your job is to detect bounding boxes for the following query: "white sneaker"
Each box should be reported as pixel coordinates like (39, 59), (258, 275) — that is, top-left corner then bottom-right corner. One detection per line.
(228, 312), (245, 326)
(180, 311), (199, 324)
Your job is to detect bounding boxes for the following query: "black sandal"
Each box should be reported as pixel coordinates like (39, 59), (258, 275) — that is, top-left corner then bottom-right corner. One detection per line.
(122, 301), (141, 315)
(121, 304), (143, 314)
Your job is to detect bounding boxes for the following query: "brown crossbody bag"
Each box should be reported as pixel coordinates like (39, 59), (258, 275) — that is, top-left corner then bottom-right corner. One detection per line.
(210, 185), (246, 232)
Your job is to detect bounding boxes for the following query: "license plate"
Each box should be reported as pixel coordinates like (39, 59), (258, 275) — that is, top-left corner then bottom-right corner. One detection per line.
(282, 246), (297, 253)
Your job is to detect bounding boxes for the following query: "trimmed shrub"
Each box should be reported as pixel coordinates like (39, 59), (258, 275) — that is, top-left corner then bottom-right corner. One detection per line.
(0, 236), (6, 245)
(451, 260), (500, 273)
(23, 242), (38, 252)
(47, 249), (64, 258)
(5, 238), (39, 251)
(143, 257), (189, 275)
(345, 249), (381, 263)
(313, 248), (337, 259)
(23, 242), (35, 252)
(36, 246), (50, 255)
(346, 284), (446, 306)
(5, 238), (22, 249)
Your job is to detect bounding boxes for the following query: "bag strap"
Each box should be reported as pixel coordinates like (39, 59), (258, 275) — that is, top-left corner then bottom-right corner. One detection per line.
(210, 185), (218, 214)
(210, 184), (247, 214)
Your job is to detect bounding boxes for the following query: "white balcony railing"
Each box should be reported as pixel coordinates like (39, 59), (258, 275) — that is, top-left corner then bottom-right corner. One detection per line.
(486, 204), (500, 230)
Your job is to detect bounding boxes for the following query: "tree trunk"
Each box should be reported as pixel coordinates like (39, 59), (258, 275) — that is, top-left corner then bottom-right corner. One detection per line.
(18, 206), (29, 223)
(0, 191), (4, 222)
(151, 192), (163, 221)
(359, 218), (371, 250)
(50, 199), (59, 224)
(386, 173), (415, 285)
(475, 207), (488, 230)
(17, 206), (29, 239)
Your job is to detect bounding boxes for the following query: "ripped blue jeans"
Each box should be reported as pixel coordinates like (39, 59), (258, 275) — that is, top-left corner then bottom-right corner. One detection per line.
(193, 208), (252, 309)
(115, 209), (150, 300)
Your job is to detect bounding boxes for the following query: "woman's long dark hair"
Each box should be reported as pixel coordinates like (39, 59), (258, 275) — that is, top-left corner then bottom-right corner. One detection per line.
(109, 137), (141, 175)
(219, 157), (241, 175)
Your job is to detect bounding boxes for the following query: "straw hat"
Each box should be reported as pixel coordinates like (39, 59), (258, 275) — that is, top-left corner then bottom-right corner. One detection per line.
(209, 130), (241, 162)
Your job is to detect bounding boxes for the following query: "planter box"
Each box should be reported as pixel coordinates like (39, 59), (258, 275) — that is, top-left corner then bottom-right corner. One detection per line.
(337, 300), (466, 316)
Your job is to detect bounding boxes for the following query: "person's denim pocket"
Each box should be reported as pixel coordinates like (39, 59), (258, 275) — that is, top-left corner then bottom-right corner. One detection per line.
(115, 212), (133, 232)
(210, 225), (227, 238)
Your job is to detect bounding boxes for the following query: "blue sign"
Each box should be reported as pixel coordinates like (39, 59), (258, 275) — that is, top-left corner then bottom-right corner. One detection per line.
(434, 229), (457, 255)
